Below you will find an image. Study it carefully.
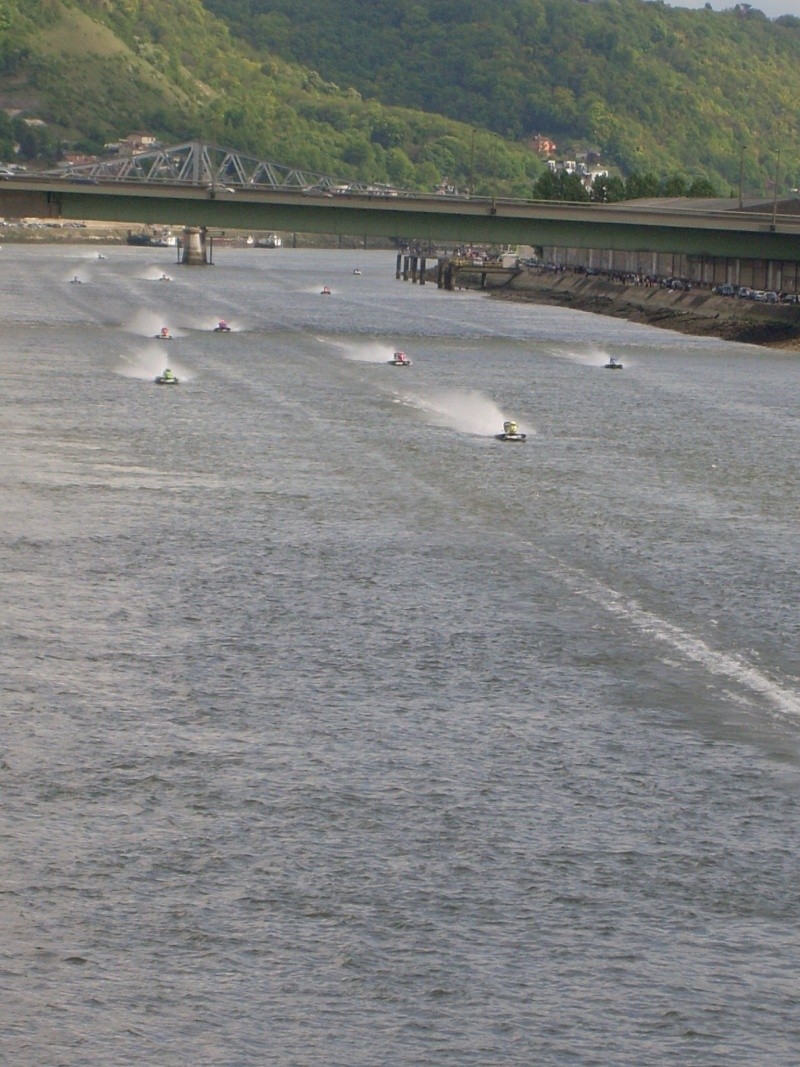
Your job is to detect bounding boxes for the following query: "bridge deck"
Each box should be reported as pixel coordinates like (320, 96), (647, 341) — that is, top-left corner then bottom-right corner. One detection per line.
(2, 177), (800, 262)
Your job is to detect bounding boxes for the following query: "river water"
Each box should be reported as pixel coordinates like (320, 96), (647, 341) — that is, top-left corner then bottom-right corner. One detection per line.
(1, 245), (799, 1066)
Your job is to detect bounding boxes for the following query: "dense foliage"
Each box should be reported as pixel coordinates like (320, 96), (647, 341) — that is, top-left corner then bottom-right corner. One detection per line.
(204, 0), (800, 195)
(2, 0), (799, 197)
(0, 0), (542, 195)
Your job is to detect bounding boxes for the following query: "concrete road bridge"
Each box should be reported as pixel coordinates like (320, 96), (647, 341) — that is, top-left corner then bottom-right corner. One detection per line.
(2, 140), (800, 262)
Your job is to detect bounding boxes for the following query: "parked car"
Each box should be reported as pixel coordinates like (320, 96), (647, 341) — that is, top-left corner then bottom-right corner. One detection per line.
(716, 283), (735, 296)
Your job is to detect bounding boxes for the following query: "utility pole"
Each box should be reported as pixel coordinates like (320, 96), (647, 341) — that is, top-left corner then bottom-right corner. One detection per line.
(772, 151), (781, 229)
(468, 128), (475, 197)
(738, 145), (744, 210)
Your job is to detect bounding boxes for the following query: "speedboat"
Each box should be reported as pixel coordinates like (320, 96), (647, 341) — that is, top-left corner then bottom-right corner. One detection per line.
(155, 369), (179, 385)
(70, 276), (82, 284)
(604, 356), (623, 369)
(156, 327), (173, 340)
(321, 286), (331, 295)
(389, 350), (412, 366)
(496, 420), (527, 441)
(353, 268), (362, 275)
(159, 273), (172, 282)
(213, 320), (231, 332)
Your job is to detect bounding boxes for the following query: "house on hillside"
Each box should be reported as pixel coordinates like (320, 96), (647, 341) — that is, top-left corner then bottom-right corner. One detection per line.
(548, 157), (608, 191)
(529, 134), (557, 157)
(548, 159), (577, 175)
(62, 152), (99, 167)
(117, 132), (161, 155)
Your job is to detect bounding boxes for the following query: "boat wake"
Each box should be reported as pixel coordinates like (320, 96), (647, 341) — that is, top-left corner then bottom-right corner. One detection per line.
(141, 266), (176, 281)
(548, 344), (623, 368)
(115, 344), (194, 381)
(551, 557), (800, 719)
(123, 309), (185, 338)
(328, 339), (400, 363)
(394, 387), (530, 438)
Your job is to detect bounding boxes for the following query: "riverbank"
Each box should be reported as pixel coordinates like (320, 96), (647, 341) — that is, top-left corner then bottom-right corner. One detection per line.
(484, 268), (800, 349)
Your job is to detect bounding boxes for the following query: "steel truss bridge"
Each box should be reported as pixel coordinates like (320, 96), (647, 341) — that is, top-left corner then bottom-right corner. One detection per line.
(44, 140), (386, 195)
(0, 140), (798, 263)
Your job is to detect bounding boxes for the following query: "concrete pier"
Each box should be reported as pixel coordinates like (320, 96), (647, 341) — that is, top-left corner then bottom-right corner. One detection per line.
(181, 227), (208, 265)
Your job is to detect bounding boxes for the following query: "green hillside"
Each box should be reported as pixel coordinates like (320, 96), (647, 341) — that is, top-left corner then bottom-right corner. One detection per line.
(0, 0), (542, 196)
(203, 0), (800, 195)
(2, 0), (799, 197)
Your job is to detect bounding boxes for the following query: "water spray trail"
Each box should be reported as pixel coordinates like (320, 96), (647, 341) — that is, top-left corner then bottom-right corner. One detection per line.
(116, 344), (194, 381)
(325, 338), (399, 363)
(395, 387), (530, 437)
(123, 309), (184, 338)
(549, 555), (800, 719)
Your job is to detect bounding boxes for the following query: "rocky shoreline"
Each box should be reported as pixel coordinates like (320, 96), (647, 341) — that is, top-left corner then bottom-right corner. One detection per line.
(484, 268), (800, 350)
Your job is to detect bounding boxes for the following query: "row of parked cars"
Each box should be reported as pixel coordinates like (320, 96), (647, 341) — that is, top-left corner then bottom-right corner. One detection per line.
(712, 283), (798, 303)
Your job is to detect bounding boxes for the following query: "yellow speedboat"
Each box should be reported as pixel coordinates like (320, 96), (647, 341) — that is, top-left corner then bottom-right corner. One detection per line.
(496, 420), (526, 441)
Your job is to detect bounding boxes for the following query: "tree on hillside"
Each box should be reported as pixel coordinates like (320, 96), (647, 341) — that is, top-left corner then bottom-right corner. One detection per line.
(532, 170), (590, 202)
(0, 110), (16, 160)
(12, 118), (60, 162)
(687, 176), (718, 197)
(591, 174), (626, 202)
(625, 172), (661, 199)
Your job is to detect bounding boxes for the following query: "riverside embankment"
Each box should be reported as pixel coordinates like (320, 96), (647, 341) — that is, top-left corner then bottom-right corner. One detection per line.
(484, 268), (800, 349)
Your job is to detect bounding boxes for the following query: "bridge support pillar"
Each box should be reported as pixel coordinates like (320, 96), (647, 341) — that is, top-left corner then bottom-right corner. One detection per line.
(181, 227), (208, 266)
(396, 252), (402, 279)
(402, 255), (410, 280)
(419, 257), (426, 285)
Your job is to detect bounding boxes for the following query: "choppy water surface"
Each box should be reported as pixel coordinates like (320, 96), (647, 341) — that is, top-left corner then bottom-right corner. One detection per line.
(1, 245), (799, 1065)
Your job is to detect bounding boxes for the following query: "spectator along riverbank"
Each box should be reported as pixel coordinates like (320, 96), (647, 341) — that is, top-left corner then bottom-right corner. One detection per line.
(485, 267), (800, 350)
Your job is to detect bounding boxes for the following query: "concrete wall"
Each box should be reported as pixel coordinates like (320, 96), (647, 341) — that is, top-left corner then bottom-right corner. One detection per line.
(541, 246), (800, 292)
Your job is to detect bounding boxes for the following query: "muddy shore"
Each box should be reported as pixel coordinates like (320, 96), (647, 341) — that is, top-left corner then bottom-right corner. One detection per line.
(483, 268), (800, 350)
